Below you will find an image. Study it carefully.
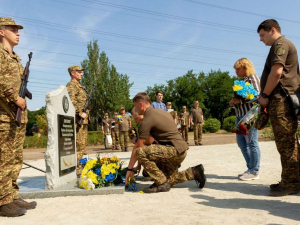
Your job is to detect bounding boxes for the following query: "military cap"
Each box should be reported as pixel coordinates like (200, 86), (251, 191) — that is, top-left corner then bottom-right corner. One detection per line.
(114, 112), (118, 115)
(104, 113), (108, 116)
(167, 102), (172, 105)
(0, 17), (23, 29)
(194, 101), (199, 104)
(120, 106), (125, 110)
(68, 65), (85, 74)
(183, 106), (186, 108)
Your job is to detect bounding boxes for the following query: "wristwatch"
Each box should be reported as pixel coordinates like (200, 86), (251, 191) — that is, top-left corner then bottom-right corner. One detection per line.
(261, 93), (269, 99)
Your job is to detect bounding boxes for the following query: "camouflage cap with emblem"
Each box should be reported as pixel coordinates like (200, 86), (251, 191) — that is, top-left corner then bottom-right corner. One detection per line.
(194, 100), (199, 104)
(68, 65), (85, 74)
(114, 112), (118, 115)
(120, 106), (125, 110)
(183, 106), (187, 108)
(0, 17), (23, 29)
(167, 102), (172, 105)
(104, 113), (108, 116)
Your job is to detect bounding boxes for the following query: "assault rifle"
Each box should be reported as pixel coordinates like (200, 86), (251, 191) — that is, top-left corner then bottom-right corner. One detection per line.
(15, 52), (33, 127)
(78, 84), (94, 126)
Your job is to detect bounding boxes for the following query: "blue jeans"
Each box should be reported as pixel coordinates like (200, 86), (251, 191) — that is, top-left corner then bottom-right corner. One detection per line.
(236, 117), (261, 174)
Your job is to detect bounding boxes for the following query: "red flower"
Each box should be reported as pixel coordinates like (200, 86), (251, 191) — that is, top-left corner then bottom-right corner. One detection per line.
(234, 124), (249, 135)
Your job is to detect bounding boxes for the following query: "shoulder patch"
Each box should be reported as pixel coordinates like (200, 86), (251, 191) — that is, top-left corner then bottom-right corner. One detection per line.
(274, 45), (285, 56)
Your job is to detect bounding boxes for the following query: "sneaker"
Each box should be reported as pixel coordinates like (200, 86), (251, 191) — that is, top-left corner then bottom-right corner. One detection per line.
(198, 143), (203, 146)
(0, 202), (27, 217)
(238, 170), (249, 178)
(239, 172), (259, 181)
(268, 185), (299, 197)
(192, 164), (206, 189)
(13, 198), (37, 210)
(143, 182), (171, 193)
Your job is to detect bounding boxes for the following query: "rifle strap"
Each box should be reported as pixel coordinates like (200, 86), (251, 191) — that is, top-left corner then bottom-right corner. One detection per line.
(0, 97), (15, 119)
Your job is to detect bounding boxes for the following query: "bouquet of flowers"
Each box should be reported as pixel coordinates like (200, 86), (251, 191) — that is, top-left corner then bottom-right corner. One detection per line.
(233, 80), (258, 101)
(78, 155), (137, 191)
(234, 103), (260, 135)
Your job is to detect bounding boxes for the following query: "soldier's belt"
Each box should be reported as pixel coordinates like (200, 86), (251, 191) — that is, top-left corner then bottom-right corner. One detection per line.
(0, 98), (15, 119)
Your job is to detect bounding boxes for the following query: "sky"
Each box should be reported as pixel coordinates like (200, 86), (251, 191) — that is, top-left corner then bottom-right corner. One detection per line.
(2, 0), (300, 111)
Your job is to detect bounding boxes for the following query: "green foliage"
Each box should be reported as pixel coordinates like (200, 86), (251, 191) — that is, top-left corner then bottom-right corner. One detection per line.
(81, 40), (133, 130)
(202, 70), (236, 126)
(26, 107), (46, 133)
(36, 112), (47, 135)
(203, 118), (221, 133)
(23, 133), (47, 149)
(262, 128), (275, 140)
(146, 70), (235, 125)
(223, 116), (236, 132)
(87, 131), (104, 145)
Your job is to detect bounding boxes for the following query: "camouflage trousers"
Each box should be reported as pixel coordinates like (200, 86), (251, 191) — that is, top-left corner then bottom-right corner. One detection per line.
(181, 125), (189, 142)
(194, 123), (203, 144)
(119, 131), (129, 150)
(111, 130), (119, 148)
(0, 122), (26, 206)
(76, 124), (88, 175)
(136, 144), (194, 186)
(269, 98), (300, 191)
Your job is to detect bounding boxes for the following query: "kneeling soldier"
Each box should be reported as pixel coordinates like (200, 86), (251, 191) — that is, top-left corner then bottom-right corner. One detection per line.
(125, 93), (206, 193)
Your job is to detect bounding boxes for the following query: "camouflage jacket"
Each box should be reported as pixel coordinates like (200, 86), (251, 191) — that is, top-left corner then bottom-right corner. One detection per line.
(0, 44), (27, 123)
(66, 79), (89, 124)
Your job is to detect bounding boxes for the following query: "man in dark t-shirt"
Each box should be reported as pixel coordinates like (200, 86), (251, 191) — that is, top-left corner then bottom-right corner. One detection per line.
(257, 19), (300, 196)
(125, 93), (206, 193)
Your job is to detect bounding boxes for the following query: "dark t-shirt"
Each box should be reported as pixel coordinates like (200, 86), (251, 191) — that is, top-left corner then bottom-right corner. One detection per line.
(102, 118), (110, 133)
(139, 107), (188, 154)
(180, 112), (190, 126)
(261, 35), (300, 99)
(190, 108), (203, 123)
(119, 114), (131, 131)
(110, 118), (119, 131)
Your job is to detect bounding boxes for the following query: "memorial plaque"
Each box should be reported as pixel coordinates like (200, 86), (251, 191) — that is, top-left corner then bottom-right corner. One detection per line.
(45, 86), (77, 190)
(58, 115), (76, 176)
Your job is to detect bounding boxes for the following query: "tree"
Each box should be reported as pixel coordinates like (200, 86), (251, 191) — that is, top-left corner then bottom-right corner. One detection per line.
(26, 107), (46, 133)
(202, 70), (236, 126)
(81, 40), (133, 130)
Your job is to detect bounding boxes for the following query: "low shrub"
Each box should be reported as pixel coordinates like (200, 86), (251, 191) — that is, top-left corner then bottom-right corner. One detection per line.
(87, 131), (104, 145)
(203, 118), (221, 133)
(223, 116), (236, 132)
(23, 133), (47, 149)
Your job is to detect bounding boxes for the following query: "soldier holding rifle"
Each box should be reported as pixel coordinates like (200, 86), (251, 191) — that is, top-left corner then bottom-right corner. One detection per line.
(0, 17), (36, 217)
(66, 65), (89, 177)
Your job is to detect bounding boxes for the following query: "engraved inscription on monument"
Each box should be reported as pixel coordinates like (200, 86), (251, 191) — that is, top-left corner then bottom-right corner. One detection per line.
(58, 115), (75, 176)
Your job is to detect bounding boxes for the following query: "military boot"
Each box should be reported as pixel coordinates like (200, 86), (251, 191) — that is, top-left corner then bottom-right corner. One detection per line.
(0, 202), (27, 217)
(143, 181), (170, 193)
(192, 164), (206, 189)
(13, 198), (37, 210)
(269, 185), (299, 197)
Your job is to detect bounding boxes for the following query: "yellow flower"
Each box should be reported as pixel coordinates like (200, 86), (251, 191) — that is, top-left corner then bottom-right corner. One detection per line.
(110, 168), (116, 174)
(233, 84), (243, 92)
(245, 82), (250, 85)
(87, 171), (98, 184)
(246, 94), (254, 100)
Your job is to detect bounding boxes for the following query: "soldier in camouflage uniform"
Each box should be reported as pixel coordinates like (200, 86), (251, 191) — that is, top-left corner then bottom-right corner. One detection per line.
(257, 19), (300, 196)
(0, 17), (36, 217)
(190, 101), (204, 146)
(66, 65), (89, 177)
(117, 106), (131, 152)
(179, 106), (190, 144)
(125, 93), (206, 193)
(110, 112), (119, 150)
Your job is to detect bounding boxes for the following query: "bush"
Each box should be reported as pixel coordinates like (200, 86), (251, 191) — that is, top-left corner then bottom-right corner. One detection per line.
(223, 116), (236, 132)
(23, 133), (47, 149)
(87, 131), (104, 145)
(203, 118), (221, 133)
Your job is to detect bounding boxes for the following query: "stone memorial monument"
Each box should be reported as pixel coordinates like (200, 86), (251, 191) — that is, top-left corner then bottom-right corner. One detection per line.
(45, 85), (77, 190)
